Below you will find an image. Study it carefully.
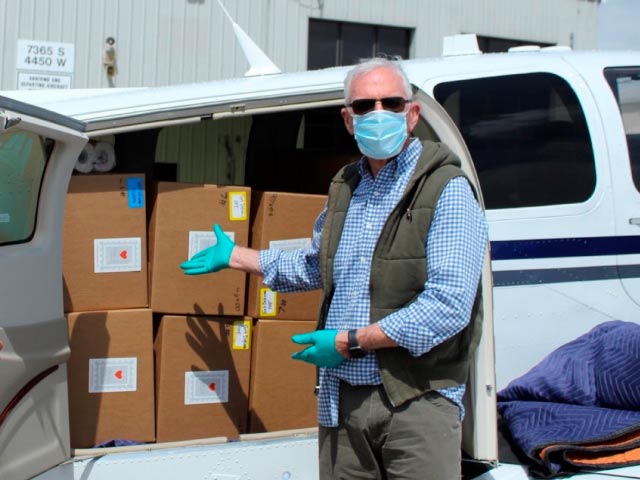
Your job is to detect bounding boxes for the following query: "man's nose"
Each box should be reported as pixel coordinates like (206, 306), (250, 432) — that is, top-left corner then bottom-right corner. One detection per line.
(374, 99), (384, 110)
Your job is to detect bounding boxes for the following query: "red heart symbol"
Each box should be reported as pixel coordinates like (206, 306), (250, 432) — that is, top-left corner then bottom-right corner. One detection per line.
(119, 250), (128, 260)
(115, 370), (123, 379)
(208, 382), (216, 391)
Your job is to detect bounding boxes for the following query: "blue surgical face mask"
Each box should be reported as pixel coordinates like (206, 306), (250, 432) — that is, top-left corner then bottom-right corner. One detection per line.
(352, 110), (408, 160)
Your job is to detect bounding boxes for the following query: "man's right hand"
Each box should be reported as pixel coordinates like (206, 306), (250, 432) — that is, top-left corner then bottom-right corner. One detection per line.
(180, 224), (235, 275)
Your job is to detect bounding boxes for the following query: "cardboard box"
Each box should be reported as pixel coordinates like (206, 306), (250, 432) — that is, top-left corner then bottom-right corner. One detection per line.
(154, 315), (252, 442)
(149, 182), (251, 315)
(66, 309), (155, 448)
(63, 174), (148, 312)
(248, 319), (317, 432)
(247, 191), (326, 320)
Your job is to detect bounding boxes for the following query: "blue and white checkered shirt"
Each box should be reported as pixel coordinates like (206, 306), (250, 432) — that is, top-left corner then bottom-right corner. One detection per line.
(260, 138), (488, 427)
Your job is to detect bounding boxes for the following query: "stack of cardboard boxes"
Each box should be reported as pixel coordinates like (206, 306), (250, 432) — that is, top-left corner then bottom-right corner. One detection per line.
(64, 174), (155, 448)
(246, 191), (326, 433)
(63, 175), (325, 447)
(149, 182), (253, 442)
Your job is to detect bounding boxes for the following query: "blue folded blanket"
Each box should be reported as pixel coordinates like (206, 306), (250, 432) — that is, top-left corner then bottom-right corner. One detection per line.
(498, 320), (640, 477)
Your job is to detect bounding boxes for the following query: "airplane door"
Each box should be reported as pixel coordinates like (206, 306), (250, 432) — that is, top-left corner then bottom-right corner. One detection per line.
(412, 90), (497, 467)
(0, 105), (87, 480)
(604, 68), (640, 308)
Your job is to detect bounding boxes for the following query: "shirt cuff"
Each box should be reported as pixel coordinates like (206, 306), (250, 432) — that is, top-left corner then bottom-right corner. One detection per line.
(378, 315), (421, 357)
(258, 249), (280, 287)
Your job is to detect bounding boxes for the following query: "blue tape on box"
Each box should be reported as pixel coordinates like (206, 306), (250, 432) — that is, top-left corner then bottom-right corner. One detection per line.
(126, 177), (144, 208)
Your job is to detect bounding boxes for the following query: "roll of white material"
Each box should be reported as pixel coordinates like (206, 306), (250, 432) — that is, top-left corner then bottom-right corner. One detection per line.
(93, 142), (117, 172)
(75, 143), (97, 173)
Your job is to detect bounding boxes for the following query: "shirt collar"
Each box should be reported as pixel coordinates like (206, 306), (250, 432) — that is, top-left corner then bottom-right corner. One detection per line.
(357, 137), (423, 180)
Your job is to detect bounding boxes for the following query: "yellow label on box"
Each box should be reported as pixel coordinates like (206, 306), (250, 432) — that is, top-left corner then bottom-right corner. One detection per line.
(259, 288), (277, 317)
(228, 191), (247, 221)
(232, 319), (251, 350)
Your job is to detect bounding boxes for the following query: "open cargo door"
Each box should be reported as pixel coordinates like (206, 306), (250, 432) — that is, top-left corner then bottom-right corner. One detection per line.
(413, 90), (497, 467)
(0, 99), (87, 480)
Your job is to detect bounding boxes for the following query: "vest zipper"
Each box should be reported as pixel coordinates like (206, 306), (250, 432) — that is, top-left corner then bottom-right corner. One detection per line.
(405, 174), (429, 222)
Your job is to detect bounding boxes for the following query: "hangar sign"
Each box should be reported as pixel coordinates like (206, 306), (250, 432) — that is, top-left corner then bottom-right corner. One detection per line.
(16, 39), (75, 90)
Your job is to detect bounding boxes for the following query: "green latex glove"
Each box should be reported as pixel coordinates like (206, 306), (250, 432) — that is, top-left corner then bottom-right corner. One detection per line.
(180, 224), (235, 275)
(291, 330), (344, 368)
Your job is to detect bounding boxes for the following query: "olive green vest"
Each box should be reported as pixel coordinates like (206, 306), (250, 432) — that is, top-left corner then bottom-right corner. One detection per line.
(318, 140), (484, 407)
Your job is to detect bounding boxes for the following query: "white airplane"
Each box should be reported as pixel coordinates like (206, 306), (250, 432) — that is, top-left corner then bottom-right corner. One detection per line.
(1, 19), (639, 480)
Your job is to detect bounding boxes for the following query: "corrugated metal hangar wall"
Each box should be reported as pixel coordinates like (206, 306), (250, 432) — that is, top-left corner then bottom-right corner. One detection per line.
(0, 0), (599, 90)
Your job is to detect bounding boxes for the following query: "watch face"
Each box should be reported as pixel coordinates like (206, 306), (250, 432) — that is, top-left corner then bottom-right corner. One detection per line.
(349, 347), (367, 359)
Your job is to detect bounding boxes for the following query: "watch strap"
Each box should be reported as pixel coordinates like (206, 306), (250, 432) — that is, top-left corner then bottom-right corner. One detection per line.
(347, 329), (359, 349)
(347, 329), (367, 358)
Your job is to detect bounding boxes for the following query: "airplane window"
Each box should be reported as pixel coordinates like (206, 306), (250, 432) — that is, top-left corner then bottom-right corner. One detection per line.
(434, 73), (596, 209)
(0, 129), (50, 245)
(604, 67), (640, 193)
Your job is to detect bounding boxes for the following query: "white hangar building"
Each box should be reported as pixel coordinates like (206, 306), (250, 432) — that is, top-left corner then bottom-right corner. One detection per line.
(0, 0), (600, 90)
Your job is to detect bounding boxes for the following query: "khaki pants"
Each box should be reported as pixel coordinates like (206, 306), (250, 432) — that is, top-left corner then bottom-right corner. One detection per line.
(319, 382), (461, 480)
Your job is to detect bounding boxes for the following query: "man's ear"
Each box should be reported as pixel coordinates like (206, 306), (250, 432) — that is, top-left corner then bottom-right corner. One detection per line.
(341, 107), (354, 135)
(406, 102), (421, 132)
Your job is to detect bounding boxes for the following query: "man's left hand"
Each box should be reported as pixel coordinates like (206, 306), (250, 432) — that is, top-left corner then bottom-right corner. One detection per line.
(291, 330), (345, 368)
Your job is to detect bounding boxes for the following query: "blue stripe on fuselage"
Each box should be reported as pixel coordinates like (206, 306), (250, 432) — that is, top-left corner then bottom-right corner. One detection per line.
(490, 236), (640, 261)
(490, 236), (640, 286)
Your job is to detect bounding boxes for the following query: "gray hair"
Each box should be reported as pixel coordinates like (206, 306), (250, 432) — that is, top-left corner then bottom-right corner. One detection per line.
(343, 57), (413, 105)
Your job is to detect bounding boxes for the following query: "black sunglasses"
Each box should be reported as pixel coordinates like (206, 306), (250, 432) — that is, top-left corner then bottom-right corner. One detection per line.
(348, 97), (410, 115)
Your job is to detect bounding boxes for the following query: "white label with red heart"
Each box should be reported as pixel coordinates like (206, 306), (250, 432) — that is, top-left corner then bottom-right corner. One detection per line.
(94, 237), (142, 273)
(88, 357), (137, 393)
(184, 370), (229, 405)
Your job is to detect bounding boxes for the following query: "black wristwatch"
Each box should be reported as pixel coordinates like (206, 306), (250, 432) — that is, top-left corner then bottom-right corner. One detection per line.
(347, 329), (367, 358)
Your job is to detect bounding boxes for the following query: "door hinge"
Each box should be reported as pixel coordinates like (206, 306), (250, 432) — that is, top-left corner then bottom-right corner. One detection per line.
(0, 110), (21, 132)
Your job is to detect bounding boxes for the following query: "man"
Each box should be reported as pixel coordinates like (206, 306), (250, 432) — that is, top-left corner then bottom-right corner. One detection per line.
(180, 57), (488, 479)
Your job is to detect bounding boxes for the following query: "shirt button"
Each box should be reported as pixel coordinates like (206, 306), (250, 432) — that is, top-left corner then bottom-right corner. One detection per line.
(366, 223), (372, 229)
(373, 191), (380, 197)
(360, 257), (367, 263)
